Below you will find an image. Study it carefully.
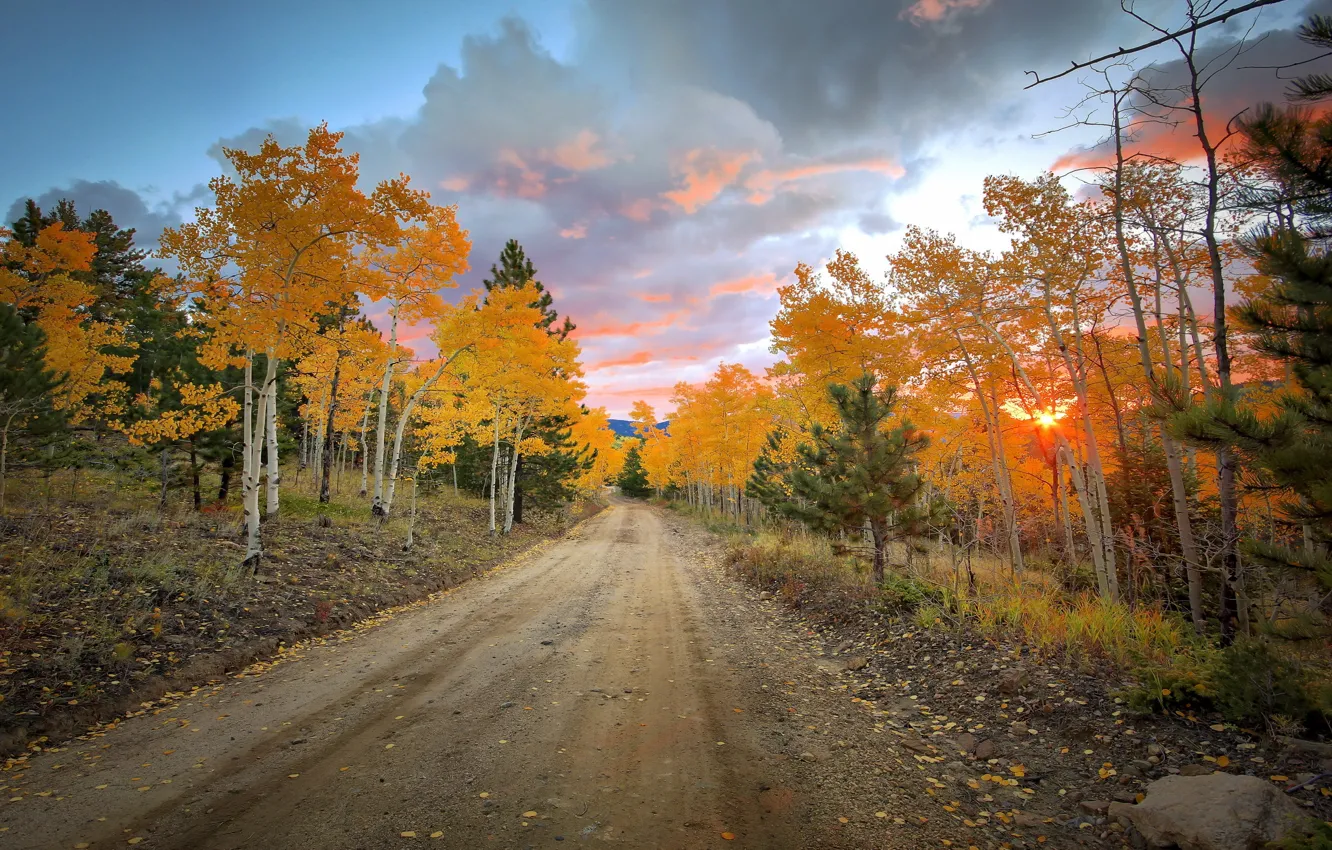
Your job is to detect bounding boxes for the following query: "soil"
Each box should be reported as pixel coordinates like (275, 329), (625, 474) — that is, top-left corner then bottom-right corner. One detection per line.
(1, 501), (1328, 849)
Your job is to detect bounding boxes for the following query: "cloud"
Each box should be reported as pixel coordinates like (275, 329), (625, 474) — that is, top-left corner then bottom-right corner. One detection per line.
(149, 3), (1189, 413)
(900, 0), (992, 25)
(1051, 13), (1332, 172)
(4, 179), (193, 248)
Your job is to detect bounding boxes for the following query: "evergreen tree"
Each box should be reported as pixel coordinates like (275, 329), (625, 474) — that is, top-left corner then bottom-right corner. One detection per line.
(616, 443), (651, 498)
(749, 373), (940, 584)
(482, 239), (575, 339)
(0, 302), (63, 510)
(1173, 53), (1332, 594)
(481, 239), (581, 520)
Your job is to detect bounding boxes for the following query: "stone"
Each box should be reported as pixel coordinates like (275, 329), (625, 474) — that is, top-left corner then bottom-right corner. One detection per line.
(758, 591), (773, 601)
(843, 656), (869, 672)
(1108, 773), (1307, 850)
(834, 640), (855, 655)
(903, 737), (934, 755)
(1079, 800), (1112, 815)
(1013, 812), (1045, 828)
(998, 667), (1031, 696)
(974, 739), (997, 760)
(954, 732), (978, 754)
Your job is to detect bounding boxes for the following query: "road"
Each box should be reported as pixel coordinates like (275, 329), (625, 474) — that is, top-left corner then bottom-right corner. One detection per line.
(2, 500), (855, 850)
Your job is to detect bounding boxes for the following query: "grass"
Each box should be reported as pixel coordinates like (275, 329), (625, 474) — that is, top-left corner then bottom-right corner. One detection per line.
(724, 527), (1200, 675)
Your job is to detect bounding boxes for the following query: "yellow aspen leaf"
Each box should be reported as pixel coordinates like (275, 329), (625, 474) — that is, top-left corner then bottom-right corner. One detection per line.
(401, 831), (416, 838)
(721, 832), (735, 840)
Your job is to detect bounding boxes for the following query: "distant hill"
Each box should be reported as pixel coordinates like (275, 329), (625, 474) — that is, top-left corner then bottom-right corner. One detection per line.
(607, 419), (670, 438)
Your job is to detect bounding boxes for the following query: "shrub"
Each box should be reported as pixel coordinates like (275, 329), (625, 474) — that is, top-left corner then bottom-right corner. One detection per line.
(1210, 637), (1324, 730)
(1267, 820), (1332, 850)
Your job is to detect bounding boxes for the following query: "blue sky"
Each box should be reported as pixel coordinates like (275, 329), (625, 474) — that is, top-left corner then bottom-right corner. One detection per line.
(4, 0), (1325, 416)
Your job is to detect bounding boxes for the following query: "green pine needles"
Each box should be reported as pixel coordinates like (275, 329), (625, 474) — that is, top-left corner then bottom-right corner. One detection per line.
(748, 373), (946, 584)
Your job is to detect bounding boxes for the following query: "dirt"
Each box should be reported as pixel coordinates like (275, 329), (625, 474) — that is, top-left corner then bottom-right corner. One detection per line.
(2, 501), (1328, 849)
(0, 496), (581, 754)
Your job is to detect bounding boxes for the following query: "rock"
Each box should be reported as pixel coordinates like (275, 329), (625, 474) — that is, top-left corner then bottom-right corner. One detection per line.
(1178, 764), (1214, 777)
(954, 732), (978, 754)
(758, 591), (773, 601)
(998, 667), (1031, 695)
(1147, 743), (1165, 757)
(843, 656), (869, 672)
(974, 739), (997, 760)
(1080, 800), (1112, 815)
(540, 639), (553, 646)
(1013, 811), (1045, 828)
(902, 737), (934, 755)
(1108, 773), (1307, 850)
(1010, 721), (1029, 735)
(798, 751), (819, 762)
(834, 640), (855, 655)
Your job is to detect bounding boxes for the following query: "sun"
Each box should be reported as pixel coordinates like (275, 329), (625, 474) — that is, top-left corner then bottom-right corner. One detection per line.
(1037, 412), (1057, 427)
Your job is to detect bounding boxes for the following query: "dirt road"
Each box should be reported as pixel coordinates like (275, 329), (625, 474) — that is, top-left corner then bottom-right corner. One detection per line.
(2, 501), (877, 850)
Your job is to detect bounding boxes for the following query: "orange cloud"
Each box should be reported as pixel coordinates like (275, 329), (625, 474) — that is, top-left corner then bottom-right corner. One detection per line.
(494, 149), (547, 198)
(542, 129), (614, 171)
(638, 292), (672, 303)
(901, 0), (991, 24)
(560, 222), (588, 239)
(662, 148), (756, 213)
(620, 198), (656, 222)
(709, 273), (780, 297)
(573, 310), (689, 339)
(632, 268), (653, 279)
(744, 158), (905, 204)
(440, 176), (470, 192)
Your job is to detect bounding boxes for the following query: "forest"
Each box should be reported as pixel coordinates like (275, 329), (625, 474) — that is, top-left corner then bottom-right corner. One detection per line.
(624, 13), (1332, 738)
(1, 4), (1331, 844)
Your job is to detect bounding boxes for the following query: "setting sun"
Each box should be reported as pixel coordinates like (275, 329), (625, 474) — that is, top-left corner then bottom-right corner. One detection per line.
(1037, 412), (1057, 427)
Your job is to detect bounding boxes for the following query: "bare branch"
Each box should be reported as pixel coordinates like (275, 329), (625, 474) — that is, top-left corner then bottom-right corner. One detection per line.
(1024, 0), (1289, 89)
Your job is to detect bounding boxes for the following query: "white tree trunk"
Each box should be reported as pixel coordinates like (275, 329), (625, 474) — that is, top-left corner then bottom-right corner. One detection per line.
(383, 346), (469, 516)
(503, 417), (527, 534)
(263, 353), (281, 518)
(242, 352), (264, 566)
(358, 396), (372, 496)
(489, 403), (501, 535)
(372, 306), (399, 515)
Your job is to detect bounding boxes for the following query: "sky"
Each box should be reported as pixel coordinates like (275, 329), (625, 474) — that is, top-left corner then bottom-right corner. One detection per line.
(3, 0), (1327, 417)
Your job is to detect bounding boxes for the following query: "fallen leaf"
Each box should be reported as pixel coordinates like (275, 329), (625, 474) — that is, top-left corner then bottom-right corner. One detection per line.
(875, 811), (888, 818)
(838, 817), (849, 824)
(1216, 756), (1230, 768)
(128, 840), (144, 846)
(431, 832), (444, 839)
(721, 832), (735, 840)
(288, 774), (300, 779)
(522, 810), (538, 818)
(479, 792), (490, 799)
(401, 831), (416, 838)
(385, 744), (394, 749)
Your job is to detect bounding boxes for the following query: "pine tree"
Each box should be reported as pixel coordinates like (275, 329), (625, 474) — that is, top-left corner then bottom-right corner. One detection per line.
(616, 443), (651, 498)
(482, 239), (575, 339)
(0, 302), (62, 510)
(750, 373), (940, 584)
(482, 239), (579, 520)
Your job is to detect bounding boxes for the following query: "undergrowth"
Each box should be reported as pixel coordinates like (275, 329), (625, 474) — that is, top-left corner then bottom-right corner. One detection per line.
(723, 529), (1332, 736)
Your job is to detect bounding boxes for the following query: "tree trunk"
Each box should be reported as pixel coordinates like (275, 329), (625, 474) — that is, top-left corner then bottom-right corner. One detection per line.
(870, 520), (887, 585)
(489, 404), (501, 535)
(956, 332), (1024, 571)
(383, 347), (469, 516)
(320, 358), (341, 504)
(190, 442), (202, 512)
(371, 308), (400, 516)
(504, 419), (526, 534)
(513, 455), (525, 525)
(219, 452), (233, 502)
(405, 472), (417, 551)
(0, 414), (10, 513)
(1109, 97), (1206, 631)
(359, 397), (372, 496)
(241, 352), (264, 568)
(264, 359), (281, 518)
